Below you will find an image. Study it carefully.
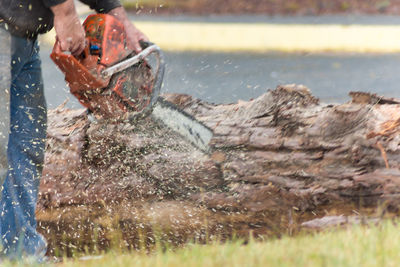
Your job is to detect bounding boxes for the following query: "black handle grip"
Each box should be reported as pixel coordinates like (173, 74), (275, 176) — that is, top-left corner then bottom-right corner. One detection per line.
(139, 40), (154, 50)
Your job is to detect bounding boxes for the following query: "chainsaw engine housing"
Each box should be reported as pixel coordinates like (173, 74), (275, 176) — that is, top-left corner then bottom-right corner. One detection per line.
(51, 14), (158, 119)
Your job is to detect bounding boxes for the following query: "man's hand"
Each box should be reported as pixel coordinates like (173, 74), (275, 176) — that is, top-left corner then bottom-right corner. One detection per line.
(108, 7), (148, 53)
(51, 0), (86, 56)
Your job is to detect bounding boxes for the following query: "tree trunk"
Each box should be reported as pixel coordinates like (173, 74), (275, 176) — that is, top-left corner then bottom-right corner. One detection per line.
(38, 84), (400, 256)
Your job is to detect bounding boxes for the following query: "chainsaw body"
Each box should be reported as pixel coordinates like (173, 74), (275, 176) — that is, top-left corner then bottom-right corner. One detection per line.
(51, 14), (164, 119)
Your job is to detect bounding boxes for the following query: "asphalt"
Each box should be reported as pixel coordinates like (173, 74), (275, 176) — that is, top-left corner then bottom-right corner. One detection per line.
(40, 14), (400, 109)
(40, 14), (400, 53)
(40, 48), (400, 109)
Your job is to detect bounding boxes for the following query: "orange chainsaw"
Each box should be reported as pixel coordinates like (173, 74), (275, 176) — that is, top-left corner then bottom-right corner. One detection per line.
(51, 14), (213, 152)
(51, 13), (165, 119)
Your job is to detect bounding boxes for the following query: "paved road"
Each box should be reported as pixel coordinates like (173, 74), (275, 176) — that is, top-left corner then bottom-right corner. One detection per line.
(41, 45), (400, 109)
(40, 14), (400, 109)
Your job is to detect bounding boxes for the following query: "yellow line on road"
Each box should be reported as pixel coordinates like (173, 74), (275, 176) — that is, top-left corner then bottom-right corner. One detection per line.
(41, 22), (400, 53)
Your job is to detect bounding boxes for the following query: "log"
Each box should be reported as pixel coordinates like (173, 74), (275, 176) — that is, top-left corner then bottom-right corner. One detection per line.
(38, 84), (400, 256)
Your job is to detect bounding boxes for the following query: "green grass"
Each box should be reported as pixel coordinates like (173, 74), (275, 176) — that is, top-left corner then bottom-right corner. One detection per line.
(54, 220), (400, 267)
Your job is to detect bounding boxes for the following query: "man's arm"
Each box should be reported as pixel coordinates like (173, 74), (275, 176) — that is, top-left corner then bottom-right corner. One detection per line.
(50, 0), (86, 56)
(107, 7), (148, 53)
(51, 0), (148, 55)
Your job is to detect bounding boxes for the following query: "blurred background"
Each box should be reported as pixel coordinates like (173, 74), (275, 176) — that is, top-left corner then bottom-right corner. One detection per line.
(40, 0), (400, 108)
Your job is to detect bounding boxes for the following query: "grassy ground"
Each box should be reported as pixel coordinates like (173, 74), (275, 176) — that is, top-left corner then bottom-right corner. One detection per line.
(13, 220), (394, 267)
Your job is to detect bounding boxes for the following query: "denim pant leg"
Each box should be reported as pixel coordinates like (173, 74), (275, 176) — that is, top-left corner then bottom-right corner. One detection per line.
(0, 35), (47, 258)
(0, 28), (11, 190)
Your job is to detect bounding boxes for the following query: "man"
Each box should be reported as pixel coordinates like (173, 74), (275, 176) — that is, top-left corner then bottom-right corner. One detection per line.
(0, 0), (147, 260)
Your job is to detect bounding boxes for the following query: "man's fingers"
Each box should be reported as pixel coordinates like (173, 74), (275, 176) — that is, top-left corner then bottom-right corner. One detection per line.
(57, 36), (85, 56)
(134, 42), (142, 53)
(52, 2), (86, 56)
(59, 40), (69, 52)
(132, 35), (150, 53)
(71, 40), (86, 56)
(140, 34), (149, 42)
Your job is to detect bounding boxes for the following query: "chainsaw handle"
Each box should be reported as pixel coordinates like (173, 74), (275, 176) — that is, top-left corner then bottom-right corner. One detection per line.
(139, 40), (154, 50)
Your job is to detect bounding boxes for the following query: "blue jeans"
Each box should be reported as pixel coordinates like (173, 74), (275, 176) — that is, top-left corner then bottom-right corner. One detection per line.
(0, 29), (47, 259)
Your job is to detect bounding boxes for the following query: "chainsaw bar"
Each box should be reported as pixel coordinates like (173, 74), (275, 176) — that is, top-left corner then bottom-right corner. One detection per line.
(151, 98), (213, 153)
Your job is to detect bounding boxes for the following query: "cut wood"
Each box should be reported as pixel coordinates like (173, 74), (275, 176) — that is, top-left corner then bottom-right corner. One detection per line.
(38, 84), (400, 256)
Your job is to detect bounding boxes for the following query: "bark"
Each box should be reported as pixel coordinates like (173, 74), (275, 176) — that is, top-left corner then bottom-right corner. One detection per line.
(38, 84), (400, 255)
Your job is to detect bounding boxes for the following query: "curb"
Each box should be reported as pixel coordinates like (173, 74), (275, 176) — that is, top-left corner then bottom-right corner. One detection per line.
(40, 21), (400, 53)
